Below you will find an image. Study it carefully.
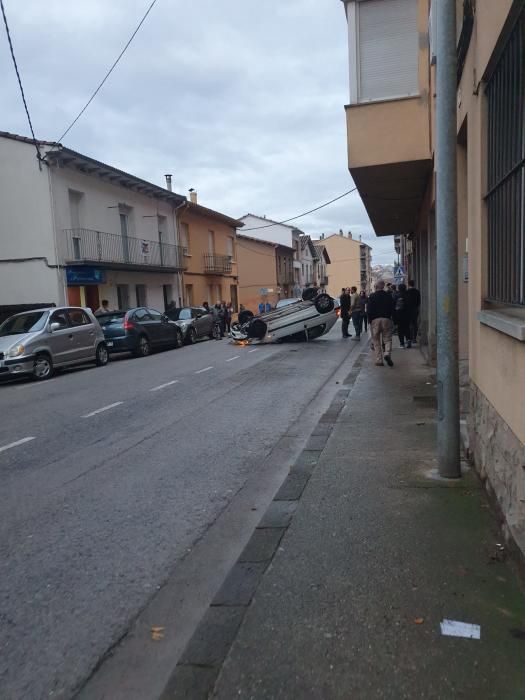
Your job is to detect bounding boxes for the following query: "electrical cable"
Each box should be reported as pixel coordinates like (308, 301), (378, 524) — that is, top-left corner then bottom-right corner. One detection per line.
(48, 0), (160, 150)
(240, 187), (358, 231)
(1, 0), (41, 161)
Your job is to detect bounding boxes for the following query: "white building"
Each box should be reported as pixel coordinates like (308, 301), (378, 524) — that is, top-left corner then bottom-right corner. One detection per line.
(0, 132), (187, 317)
(237, 214), (303, 295)
(299, 235), (318, 288)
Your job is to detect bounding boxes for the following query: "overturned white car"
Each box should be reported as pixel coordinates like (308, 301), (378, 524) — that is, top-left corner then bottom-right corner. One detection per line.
(230, 289), (337, 344)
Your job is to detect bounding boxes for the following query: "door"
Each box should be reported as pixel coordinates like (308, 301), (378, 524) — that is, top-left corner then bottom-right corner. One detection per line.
(132, 308), (157, 345)
(148, 308), (172, 344)
(117, 285), (129, 310)
(67, 308), (97, 361)
(85, 286), (100, 313)
(120, 213), (130, 262)
(230, 285), (238, 312)
(135, 284), (147, 307)
(192, 307), (212, 338)
(67, 286), (81, 306)
(47, 310), (76, 365)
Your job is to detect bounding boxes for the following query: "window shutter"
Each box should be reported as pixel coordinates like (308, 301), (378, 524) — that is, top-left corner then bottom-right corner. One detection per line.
(358, 0), (419, 102)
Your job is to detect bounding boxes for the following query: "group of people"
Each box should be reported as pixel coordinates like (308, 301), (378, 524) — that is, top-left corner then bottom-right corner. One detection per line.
(340, 280), (421, 367)
(202, 301), (234, 338)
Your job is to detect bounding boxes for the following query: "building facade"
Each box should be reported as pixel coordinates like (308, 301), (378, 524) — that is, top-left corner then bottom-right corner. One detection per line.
(341, 0), (525, 552)
(236, 234), (286, 312)
(313, 243), (331, 289)
(299, 235), (318, 288)
(314, 232), (367, 297)
(0, 132), (187, 316)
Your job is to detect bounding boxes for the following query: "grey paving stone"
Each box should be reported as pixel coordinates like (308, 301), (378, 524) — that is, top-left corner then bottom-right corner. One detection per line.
(310, 423), (334, 437)
(304, 435), (329, 451)
(258, 500), (298, 528)
(292, 451), (322, 470)
(160, 664), (217, 700)
(319, 410), (341, 423)
(178, 606), (245, 667)
(274, 470), (311, 501)
(212, 562), (267, 606)
(239, 528), (286, 562)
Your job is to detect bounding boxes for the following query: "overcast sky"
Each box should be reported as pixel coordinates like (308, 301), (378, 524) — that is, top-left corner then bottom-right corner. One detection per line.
(1, 0), (395, 264)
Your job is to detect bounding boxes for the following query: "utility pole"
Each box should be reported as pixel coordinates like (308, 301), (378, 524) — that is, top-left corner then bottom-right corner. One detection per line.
(436, 0), (461, 478)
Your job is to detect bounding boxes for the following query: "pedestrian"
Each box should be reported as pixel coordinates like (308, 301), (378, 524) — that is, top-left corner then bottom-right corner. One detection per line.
(258, 301), (265, 314)
(349, 286), (362, 340)
(212, 302), (225, 338)
(203, 301), (210, 313)
(95, 299), (113, 315)
(224, 302), (233, 333)
(406, 280), (421, 345)
(359, 290), (368, 333)
(394, 283), (411, 348)
(339, 287), (352, 338)
(367, 280), (394, 367)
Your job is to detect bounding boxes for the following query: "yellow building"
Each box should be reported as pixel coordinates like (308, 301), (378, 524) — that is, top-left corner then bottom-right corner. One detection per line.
(341, 0), (525, 551)
(178, 194), (242, 309)
(236, 234), (279, 312)
(314, 232), (366, 297)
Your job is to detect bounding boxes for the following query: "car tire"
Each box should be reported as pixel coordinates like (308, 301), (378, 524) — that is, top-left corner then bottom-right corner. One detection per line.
(302, 287), (319, 302)
(173, 330), (183, 349)
(32, 353), (53, 381)
(247, 318), (267, 340)
(238, 310), (254, 325)
(134, 335), (151, 357)
(187, 327), (197, 344)
(314, 293), (335, 314)
(95, 343), (109, 366)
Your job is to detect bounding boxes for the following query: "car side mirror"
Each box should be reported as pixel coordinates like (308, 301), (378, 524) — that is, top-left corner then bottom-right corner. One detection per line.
(49, 322), (62, 332)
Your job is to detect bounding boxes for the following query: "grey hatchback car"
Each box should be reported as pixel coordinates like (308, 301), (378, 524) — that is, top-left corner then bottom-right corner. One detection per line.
(0, 307), (108, 381)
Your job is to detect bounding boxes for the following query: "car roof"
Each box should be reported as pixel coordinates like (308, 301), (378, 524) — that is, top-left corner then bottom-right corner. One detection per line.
(9, 306), (92, 317)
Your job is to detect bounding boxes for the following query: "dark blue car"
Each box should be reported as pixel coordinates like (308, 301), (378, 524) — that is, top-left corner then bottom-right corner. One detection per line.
(96, 307), (183, 357)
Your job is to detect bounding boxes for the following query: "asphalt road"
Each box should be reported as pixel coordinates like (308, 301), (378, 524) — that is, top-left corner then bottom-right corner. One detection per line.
(0, 326), (359, 699)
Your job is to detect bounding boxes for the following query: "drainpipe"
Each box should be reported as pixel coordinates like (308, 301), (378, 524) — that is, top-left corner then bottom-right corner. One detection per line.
(436, 0), (460, 478)
(172, 198), (188, 306)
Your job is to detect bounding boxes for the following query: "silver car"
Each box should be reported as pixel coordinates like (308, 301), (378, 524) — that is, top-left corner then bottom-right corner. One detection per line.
(0, 307), (109, 381)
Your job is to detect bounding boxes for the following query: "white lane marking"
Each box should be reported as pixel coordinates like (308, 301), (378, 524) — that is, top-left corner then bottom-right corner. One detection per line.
(82, 402), (124, 418)
(248, 349), (257, 353)
(226, 356), (240, 362)
(195, 366), (213, 374)
(150, 380), (179, 392)
(0, 436), (36, 454)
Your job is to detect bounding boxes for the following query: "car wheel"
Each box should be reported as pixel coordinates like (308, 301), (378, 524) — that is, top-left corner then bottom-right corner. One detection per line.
(134, 335), (151, 357)
(173, 330), (183, 349)
(32, 353), (53, 380)
(187, 327), (197, 344)
(95, 343), (109, 366)
(302, 287), (319, 302)
(212, 323), (222, 340)
(247, 318), (267, 340)
(314, 293), (335, 314)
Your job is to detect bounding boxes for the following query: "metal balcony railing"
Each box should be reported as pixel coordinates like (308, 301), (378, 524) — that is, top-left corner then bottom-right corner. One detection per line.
(61, 228), (187, 271)
(203, 253), (233, 274)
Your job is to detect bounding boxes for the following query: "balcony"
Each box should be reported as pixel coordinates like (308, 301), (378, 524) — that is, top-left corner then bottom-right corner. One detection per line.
(61, 228), (187, 272)
(203, 253), (233, 275)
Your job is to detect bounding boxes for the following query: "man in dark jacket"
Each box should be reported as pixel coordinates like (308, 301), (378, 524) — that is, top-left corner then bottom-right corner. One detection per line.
(406, 280), (421, 344)
(339, 287), (352, 338)
(367, 280), (394, 366)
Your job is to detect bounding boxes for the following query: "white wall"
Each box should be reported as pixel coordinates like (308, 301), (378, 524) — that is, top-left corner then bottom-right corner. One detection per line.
(0, 137), (63, 305)
(97, 270), (178, 312)
(238, 215), (294, 248)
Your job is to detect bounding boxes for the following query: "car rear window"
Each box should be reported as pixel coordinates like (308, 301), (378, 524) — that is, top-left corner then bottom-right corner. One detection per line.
(97, 312), (126, 326)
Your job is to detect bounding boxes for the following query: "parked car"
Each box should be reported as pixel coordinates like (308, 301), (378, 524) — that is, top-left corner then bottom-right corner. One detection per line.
(0, 306), (108, 381)
(164, 306), (219, 343)
(97, 307), (183, 357)
(230, 288), (337, 344)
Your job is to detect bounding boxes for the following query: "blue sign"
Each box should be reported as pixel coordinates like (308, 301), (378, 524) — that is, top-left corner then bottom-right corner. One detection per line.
(66, 266), (106, 285)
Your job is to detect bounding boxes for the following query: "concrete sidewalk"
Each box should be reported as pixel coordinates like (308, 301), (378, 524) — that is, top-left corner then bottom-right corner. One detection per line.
(163, 345), (525, 699)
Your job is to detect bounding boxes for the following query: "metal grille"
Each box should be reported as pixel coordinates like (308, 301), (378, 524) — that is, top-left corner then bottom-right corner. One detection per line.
(485, 10), (525, 306)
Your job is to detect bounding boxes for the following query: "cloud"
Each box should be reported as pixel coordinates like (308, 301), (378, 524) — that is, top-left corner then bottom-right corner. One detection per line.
(0, 0), (395, 264)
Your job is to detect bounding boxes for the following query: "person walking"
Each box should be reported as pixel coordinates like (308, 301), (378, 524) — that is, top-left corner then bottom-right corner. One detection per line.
(394, 283), (411, 348)
(367, 280), (394, 367)
(359, 290), (368, 333)
(350, 286), (362, 340)
(406, 279), (421, 345)
(224, 302), (233, 334)
(339, 287), (352, 338)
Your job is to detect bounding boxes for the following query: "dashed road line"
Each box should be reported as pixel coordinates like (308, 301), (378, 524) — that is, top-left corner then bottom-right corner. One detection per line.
(150, 380), (179, 392)
(248, 349), (257, 353)
(0, 436), (36, 454)
(225, 356), (240, 362)
(82, 402), (124, 418)
(195, 366), (213, 374)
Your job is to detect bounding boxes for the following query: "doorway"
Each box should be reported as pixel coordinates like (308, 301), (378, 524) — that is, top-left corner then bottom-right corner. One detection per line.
(117, 284), (130, 310)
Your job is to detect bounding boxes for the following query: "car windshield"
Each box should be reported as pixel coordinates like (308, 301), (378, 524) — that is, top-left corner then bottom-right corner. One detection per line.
(96, 312), (126, 326)
(167, 308), (191, 320)
(0, 311), (48, 336)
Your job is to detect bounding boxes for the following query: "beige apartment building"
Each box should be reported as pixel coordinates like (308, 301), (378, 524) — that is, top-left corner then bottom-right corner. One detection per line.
(341, 0), (525, 552)
(315, 231), (371, 297)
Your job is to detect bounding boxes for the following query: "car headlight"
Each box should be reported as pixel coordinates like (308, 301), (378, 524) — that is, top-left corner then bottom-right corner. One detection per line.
(7, 344), (25, 358)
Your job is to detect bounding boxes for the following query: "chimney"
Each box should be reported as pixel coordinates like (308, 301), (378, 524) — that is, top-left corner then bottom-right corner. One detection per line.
(348, 230), (353, 239)
(339, 228), (343, 236)
(189, 188), (197, 204)
(164, 174), (172, 191)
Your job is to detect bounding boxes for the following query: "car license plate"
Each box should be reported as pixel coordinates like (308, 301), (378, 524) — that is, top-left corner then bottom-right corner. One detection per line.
(106, 341), (114, 347)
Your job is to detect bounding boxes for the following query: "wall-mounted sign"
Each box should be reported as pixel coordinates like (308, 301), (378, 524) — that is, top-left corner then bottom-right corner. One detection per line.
(66, 266), (106, 285)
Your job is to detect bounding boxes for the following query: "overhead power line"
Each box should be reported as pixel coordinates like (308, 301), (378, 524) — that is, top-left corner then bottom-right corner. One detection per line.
(240, 187), (358, 231)
(1, 0), (41, 161)
(49, 0), (160, 149)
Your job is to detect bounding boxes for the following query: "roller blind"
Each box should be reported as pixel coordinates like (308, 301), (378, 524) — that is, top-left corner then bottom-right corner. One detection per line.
(358, 0), (419, 102)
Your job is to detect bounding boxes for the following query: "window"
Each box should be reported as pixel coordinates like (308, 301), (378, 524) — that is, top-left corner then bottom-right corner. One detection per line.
(133, 308), (151, 322)
(180, 222), (190, 253)
(148, 309), (163, 322)
(227, 236), (235, 259)
(49, 311), (70, 329)
(185, 284), (193, 305)
(486, 11), (525, 306)
(208, 230), (215, 255)
(349, 0), (419, 103)
(68, 309), (91, 327)
(72, 237), (82, 260)
(117, 285), (129, 310)
(68, 190), (83, 230)
(135, 284), (147, 307)
(163, 284), (173, 311)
